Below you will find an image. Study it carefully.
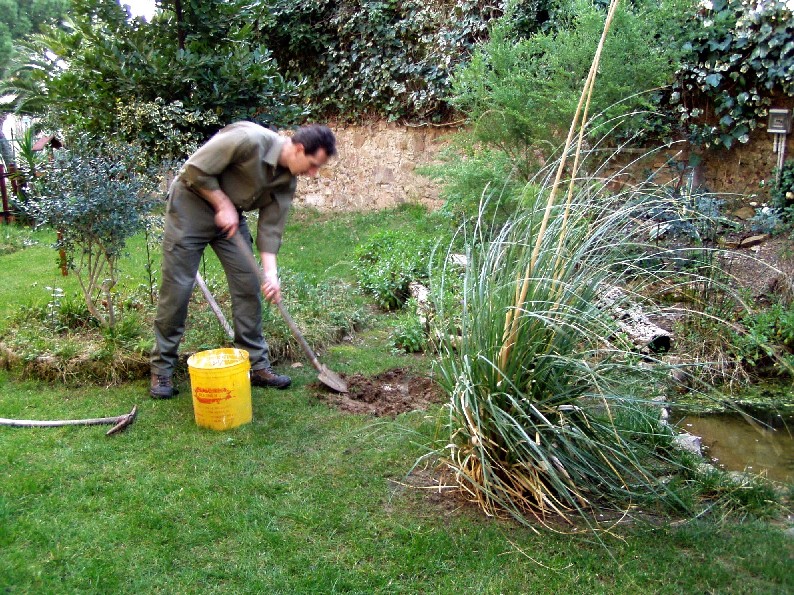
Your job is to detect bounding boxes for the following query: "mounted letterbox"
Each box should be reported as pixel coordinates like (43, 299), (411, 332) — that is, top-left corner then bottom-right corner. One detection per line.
(767, 108), (792, 134)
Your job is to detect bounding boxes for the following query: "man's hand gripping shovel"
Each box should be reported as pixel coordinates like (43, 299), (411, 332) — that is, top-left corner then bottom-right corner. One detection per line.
(219, 234), (349, 393)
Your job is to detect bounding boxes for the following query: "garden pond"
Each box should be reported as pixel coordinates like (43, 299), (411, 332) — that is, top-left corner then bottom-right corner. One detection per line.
(673, 381), (794, 484)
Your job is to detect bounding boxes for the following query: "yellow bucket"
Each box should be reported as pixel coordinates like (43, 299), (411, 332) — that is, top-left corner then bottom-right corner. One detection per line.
(187, 348), (252, 430)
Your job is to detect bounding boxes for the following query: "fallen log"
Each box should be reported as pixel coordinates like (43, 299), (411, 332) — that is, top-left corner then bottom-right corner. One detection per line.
(597, 286), (672, 352)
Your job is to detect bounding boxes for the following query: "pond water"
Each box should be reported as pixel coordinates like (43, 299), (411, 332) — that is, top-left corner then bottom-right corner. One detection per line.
(675, 413), (794, 484)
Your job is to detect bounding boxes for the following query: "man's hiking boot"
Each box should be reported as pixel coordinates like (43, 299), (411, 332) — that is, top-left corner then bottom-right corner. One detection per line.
(150, 373), (178, 399)
(251, 366), (292, 389)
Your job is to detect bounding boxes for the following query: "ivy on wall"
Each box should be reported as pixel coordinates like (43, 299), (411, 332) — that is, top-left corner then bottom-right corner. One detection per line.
(259, 0), (792, 138)
(663, 0), (793, 148)
(259, 0), (551, 121)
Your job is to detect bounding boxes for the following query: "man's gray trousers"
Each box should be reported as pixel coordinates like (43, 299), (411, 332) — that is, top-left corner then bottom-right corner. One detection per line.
(150, 186), (271, 376)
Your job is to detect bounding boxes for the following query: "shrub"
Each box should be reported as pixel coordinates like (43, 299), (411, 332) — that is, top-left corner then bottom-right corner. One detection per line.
(769, 159), (794, 224)
(116, 98), (222, 163)
(730, 302), (794, 376)
(636, 169), (740, 244)
(19, 138), (159, 328)
(5, 1), (305, 147)
(436, 0), (690, 218)
(751, 160), (794, 234)
(421, 146), (527, 224)
(0, 285), (150, 385)
(353, 230), (434, 310)
(389, 300), (428, 353)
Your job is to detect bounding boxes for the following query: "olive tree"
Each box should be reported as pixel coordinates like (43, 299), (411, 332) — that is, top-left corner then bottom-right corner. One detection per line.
(22, 138), (158, 327)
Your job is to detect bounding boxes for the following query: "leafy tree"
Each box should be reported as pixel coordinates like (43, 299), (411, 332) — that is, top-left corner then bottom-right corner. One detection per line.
(0, 0), (70, 76)
(0, 0), (70, 166)
(4, 0), (304, 158)
(20, 137), (159, 327)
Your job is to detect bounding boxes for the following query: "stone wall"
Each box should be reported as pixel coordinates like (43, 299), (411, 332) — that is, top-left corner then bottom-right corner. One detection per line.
(700, 108), (794, 199)
(294, 121), (456, 211)
(604, 98), (794, 204)
(294, 109), (794, 212)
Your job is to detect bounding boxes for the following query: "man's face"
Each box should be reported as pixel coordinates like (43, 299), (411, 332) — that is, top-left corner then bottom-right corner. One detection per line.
(289, 145), (329, 177)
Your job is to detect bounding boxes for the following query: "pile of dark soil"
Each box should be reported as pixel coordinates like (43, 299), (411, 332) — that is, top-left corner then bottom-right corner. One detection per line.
(313, 367), (445, 417)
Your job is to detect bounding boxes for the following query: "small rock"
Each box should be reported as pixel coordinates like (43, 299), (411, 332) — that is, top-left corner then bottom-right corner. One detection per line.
(738, 234), (768, 248)
(673, 432), (702, 456)
(732, 206), (756, 220)
(670, 368), (688, 384)
(290, 362), (304, 368)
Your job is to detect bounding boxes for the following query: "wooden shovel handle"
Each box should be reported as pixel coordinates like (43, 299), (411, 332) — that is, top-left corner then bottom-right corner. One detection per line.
(275, 301), (323, 374)
(230, 234), (322, 372)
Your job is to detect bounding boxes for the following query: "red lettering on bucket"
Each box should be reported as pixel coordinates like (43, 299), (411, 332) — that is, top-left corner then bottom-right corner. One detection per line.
(194, 387), (233, 404)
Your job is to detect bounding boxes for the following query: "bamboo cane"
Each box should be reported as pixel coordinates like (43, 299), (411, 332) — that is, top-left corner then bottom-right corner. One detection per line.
(498, 0), (621, 370)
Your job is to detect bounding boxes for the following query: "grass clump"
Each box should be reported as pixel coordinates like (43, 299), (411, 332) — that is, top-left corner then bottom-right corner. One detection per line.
(429, 175), (791, 528)
(0, 288), (150, 384)
(431, 188), (691, 527)
(0, 254), (368, 385)
(0, 224), (38, 255)
(425, 135), (794, 526)
(258, 270), (369, 363)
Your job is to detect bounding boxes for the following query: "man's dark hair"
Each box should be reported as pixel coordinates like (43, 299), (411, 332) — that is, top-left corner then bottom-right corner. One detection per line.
(292, 125), (337, 157)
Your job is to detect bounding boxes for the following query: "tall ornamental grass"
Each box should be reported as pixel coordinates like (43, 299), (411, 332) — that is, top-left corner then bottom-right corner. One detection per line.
(431, 177), (706, 527)
(430, 0), (773, 528)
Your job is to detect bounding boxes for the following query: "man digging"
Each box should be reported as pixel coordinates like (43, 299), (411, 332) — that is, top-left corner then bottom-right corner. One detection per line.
(149, 122), (337, 399)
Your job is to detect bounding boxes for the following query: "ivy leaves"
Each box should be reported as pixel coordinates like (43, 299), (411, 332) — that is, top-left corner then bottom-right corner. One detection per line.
(261, 0), (506, 121)
(664, 0), (793, 148)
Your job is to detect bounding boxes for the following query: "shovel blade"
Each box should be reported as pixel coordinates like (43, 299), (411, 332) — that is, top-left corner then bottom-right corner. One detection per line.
(318, 365), (348, 393)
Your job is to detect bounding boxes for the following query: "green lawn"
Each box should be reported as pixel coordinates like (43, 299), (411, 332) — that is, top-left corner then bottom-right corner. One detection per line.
(1, 207), (792, 593)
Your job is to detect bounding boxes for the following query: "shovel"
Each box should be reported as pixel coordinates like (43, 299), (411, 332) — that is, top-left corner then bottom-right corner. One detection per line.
(274, 300), (349, 393)
(231, 234), (348, 393)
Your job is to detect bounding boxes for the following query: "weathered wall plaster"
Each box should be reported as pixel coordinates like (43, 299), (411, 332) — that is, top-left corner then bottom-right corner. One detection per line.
(293, 110), (793, 212)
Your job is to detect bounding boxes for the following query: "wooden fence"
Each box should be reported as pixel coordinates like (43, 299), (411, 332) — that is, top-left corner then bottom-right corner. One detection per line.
(0, 163), (19, 224)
